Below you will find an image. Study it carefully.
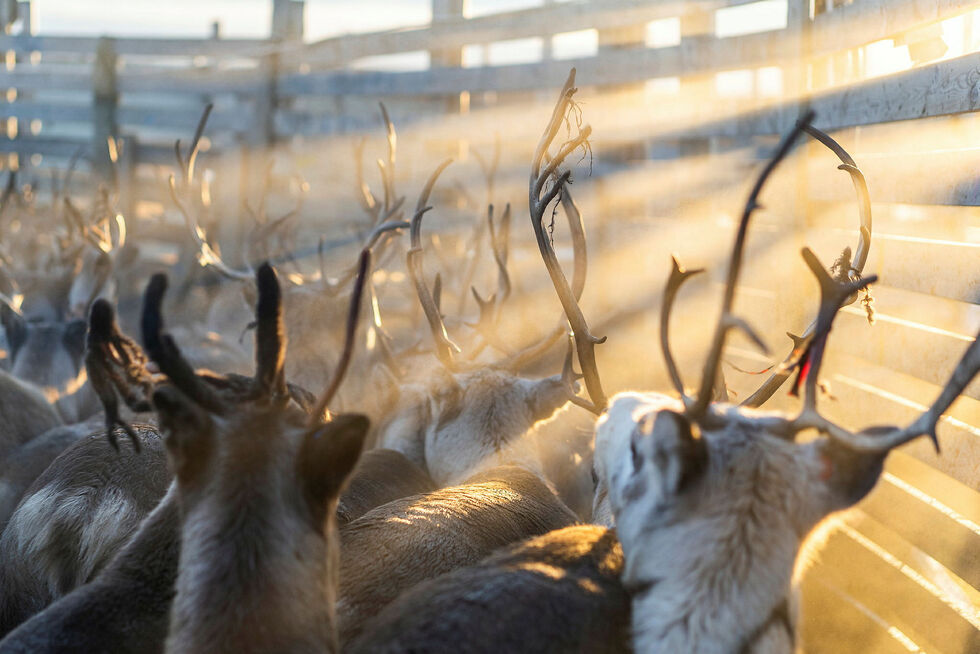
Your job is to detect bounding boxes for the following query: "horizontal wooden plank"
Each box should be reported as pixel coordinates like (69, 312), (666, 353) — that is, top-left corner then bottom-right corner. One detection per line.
(805, 227), (980, 304)
(822, 351), (980, 486)
(807, 525), (978, 653)
(830, 305), (979, 398)
(287, 0), (975, 74)
(801, 576), (926, 654)
(0, 35), (271, 58)
(288, 0), (708, 69)
(704, 50), (980, 137)
(808, 147), (980, 207)
(856, 453), (980, 590)
(809, 200), (980, 243)
(0, 137), (175, 164)
(0, 102), (248, 133)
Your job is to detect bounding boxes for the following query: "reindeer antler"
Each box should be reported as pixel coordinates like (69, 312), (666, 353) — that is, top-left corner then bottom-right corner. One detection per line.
(686, 112), (813, 421)
(742, 122), (873, 407)
(406, 159), (459, 369)
(659, 255), (705, 401)
(311, 248), (371, 423)
(525, 68), (606, 414)
(171, 104), (254, 283)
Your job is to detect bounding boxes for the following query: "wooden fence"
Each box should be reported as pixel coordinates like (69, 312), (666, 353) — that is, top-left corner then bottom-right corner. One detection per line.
(1, 1), (979, 652)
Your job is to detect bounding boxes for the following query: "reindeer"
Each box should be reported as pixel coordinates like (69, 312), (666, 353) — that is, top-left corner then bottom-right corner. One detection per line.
(0, 421), (97, 532)
(0, 251), (424, 654)
(593, 116), (980, 653)
(0, 424), (170, 637)
(344, 81), (976, 654)
(0, 367), (63, 462)
(169, 103), (410, 393)
(371, 86), (605, 491)
(336, 448), (435, 524)
(333, 70), (608, 644)
(0, 305), (96, 424)
(141, 261), (370, 654)
(0, 484), (180, 654)
(349, 524), (631, 654)
(336, 464), (578, 644)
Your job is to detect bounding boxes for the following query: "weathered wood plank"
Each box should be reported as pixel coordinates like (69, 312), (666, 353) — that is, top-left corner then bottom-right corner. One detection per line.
(287, 0), (721, 70)
(823, 351), (980, 487)
(858, 453), (980, 590)
(0, 137), (173, 164)
(807, 525), (977, 653)
(0, 101), (248, 132)
(0, 34), (271, 58)
(806, 227), (980, 304)
(801, 577), (925, 654)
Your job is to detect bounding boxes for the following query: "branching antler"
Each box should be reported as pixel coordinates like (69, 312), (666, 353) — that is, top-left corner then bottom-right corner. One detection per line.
(686, 112), (813, 421)
(742, 122), (873, 407)
(526, 68), (606, 414)
(406, 159), (459, 369)
(171, 103), (254, 282)
(659, 256), (705, 401)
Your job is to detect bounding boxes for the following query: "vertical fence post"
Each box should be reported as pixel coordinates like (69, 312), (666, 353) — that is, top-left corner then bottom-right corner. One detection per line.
(430, 0), (465, 114)
(92, 37), (119, 186)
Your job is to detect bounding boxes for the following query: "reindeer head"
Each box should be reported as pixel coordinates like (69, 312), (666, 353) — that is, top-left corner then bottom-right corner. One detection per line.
(593, 117), (980, 653)
(1, 302), (93, 422)
(378, 73), (606, 486)
(124, 260), (370, 654)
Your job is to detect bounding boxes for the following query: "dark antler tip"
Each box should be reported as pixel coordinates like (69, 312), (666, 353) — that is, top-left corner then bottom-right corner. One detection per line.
(146, 273), (168, 299)
(256, 261), (279, 293)
(88, 299), (115, 331)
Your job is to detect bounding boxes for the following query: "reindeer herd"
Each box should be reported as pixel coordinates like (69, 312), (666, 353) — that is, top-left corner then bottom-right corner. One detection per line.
(0, 68), (974, 653)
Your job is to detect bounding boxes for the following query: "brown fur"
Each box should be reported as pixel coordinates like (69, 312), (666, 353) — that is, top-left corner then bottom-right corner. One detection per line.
(337, 465), (577, 644)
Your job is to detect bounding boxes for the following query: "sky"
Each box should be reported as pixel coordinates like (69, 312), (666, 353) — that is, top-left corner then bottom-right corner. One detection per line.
(32, 0), (569, 40)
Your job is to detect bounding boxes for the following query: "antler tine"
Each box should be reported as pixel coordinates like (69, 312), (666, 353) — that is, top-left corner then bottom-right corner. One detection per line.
(531, 68), (579, 185)
(252, 263), (288, 399)
(687, 111), (814, 420)
(379, 102), (397, 214)
(527, 70), (606, 414)
(317, 197), (407, 297)
(742, 123), (872, 408)
(186, 103), (214, 185)
(406, 159), (460, 369)
(488, 202), (512, 308)
(141, 274), (227, 415)
(311, 249), (371, 424)
(660, 255), (706, 400)
(169, 176), (253, 282)
(497, 144), (590, 373)
(361, 197), (409, 251)
(834, 332), (979, 453)
(368, 277), (405, 378)
(790, 248), (877, 421)
(354, 137), (380, 221)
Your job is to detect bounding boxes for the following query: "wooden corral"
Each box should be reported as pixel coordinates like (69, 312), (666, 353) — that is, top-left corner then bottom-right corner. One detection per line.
(1, 1), (978, 651)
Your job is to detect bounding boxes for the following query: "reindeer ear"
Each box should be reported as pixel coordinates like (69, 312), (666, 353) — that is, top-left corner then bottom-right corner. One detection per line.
(525, 376), (572, 424)
(1, 304), (26, 355)
(297, 413), (370, 526)
(633, 411), (707, 499)
(152, 386), (215, 481)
